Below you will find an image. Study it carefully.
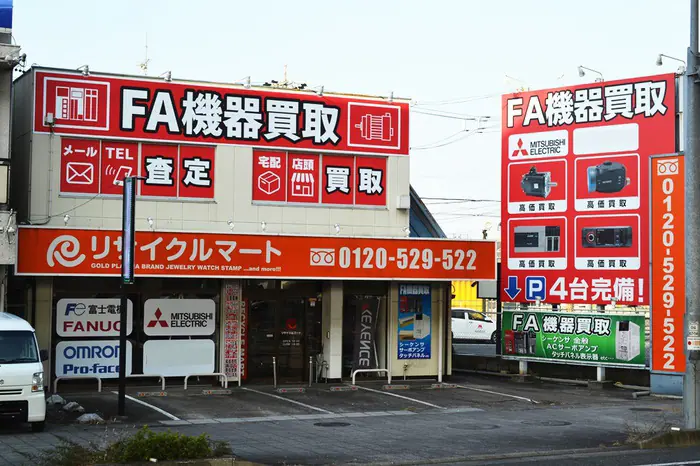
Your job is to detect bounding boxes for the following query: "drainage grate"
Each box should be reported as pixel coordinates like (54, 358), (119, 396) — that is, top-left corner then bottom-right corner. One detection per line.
(449, 423), (499, 430)
(521, 420), (572, 426)
(314, 422), (351, 427)
(630, 408), (663, 412)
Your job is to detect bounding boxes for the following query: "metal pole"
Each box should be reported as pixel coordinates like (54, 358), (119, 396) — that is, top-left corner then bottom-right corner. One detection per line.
(117, 291), (127, 415)
(686, 0), (700, 430)
(495, 263), (502, 355)
(309, 356), (313, 387)
(272, 356), (277, 388)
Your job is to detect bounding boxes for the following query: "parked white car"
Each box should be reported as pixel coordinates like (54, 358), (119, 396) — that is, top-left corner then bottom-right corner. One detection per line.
(451, 308), (497, 343)
(0, 313), (47, 432)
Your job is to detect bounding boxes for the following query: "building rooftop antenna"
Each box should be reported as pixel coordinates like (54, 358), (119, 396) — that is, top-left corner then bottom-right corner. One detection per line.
(138, 33), (150, 76)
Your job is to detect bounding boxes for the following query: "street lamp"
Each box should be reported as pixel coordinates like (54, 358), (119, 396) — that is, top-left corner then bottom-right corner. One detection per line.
(118, 175), (145, 417)
(656, 53), (686, 74)
(578, 65), (604, 82)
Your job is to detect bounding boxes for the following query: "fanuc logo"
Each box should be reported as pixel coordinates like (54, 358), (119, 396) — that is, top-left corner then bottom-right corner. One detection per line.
(147, 309), (169, 328)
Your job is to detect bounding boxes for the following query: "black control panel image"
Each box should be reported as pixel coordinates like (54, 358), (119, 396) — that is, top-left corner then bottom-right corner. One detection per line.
(581, 226), (633, 248)
(514, 226), (560, 253)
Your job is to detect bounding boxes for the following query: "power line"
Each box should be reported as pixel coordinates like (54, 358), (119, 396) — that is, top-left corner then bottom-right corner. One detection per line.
(422, 197), (500, 203)
(413, 93), (500, 106)
(412, 108), (493, 121)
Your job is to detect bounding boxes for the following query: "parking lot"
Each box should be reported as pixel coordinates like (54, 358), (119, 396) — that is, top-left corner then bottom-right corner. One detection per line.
(27, 374), (654, 429)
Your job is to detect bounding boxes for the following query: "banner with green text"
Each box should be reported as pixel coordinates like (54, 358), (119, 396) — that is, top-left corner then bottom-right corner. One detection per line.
(502, 311), (646, 367)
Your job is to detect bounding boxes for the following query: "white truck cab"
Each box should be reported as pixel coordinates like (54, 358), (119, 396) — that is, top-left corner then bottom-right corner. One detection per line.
(0, 313), (47, 432)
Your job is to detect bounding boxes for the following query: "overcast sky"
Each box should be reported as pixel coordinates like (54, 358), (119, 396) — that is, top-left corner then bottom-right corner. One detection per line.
(12, 0), (690, 239)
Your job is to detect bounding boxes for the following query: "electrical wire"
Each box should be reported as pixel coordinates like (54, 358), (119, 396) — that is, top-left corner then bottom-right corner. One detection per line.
(422, 197), (500, 203)
(413, 93), (500, 106)
(411, 127), (494, 150)
(412, 108), (493, 122)
(28, 193), (102, 225)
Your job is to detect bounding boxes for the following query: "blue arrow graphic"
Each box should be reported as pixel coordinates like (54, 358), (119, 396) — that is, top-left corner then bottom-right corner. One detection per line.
(504, 276), (521, 300)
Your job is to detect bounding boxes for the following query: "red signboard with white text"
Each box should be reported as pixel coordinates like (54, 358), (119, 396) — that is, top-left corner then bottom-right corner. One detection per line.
(60, 137), (215, 199)
(252, 150), (387, 207)
(35, 69), (410, 156)
(501, 73), (676, 305)
(60, 138), (100, 194)
(16, 227), (496, 282)
(650, 154), (685, 374)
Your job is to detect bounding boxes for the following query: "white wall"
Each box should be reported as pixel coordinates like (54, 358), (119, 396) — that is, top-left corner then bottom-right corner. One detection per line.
(25, 133), (411, 237)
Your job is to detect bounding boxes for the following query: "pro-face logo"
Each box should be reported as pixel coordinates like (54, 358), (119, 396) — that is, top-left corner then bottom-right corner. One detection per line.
(144, 299), (215, 336)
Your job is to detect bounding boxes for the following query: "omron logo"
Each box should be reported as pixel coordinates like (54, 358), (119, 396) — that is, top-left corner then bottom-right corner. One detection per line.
(147, 309), (169, 328)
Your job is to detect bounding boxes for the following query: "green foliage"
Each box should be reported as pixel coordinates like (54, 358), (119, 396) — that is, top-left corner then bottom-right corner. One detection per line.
(34, 426), (231, 465)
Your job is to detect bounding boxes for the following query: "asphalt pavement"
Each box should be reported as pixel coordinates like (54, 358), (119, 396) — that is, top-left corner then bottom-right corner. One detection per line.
(0, 375), (693, 465)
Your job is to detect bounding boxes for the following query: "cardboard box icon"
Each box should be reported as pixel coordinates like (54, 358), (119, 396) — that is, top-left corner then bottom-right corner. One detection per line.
(258, 171), (281, 195)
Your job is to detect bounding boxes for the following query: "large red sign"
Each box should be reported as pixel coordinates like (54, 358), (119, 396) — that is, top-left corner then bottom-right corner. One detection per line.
(252, 150), (387, 207)
(35, 70), (410, 156)
(650, 154), (685, 373)
(16, 227), (496, 281)
(501, 73), (676, 305)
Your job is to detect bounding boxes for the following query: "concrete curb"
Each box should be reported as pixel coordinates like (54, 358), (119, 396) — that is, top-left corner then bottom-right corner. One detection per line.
(100, 459), (261, 465)
(330, 385), (358, 392)
(341, 446), (635, 465)
(638, 429), (700, 449)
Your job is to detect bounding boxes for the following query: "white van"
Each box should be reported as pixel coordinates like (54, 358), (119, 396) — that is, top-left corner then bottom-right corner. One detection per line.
(0, 313), (47, 432)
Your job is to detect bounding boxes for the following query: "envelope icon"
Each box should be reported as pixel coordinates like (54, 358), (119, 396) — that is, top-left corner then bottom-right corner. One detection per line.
(66, 162), (94, 185)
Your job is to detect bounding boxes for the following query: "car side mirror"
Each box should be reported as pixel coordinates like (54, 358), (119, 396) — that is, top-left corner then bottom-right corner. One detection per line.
(40, 350), (49, 362)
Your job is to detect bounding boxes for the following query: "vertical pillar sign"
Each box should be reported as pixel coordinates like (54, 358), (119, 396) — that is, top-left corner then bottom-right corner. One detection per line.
(651, 154), (686, 371)
(121, 177), (136, 284)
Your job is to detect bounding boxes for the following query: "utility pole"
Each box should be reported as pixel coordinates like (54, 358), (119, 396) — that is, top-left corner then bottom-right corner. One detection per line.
(685, 0), (700, 430)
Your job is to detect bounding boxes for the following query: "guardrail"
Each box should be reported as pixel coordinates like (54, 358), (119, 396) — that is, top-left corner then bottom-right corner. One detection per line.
(351, 368), (391, 385)
(184, 373), (228, 390)
(53, 376), (102, 393)
(128, 374), (167, 391)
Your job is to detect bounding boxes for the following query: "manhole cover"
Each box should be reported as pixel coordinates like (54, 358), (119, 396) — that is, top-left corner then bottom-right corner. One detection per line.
(314, 422), (351, 427)
(521, 420), (572, 427)
(630, 408), (663, 412)
(449, 423), (499, 430)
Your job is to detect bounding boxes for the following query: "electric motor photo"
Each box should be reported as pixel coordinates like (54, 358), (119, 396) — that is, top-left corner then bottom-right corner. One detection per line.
(521, 166), (557, 198)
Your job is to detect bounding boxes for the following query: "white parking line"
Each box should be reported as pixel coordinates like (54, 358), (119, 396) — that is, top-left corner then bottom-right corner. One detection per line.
(242, 387), (333, 414)
(111, 391), (180, 420)
(455, 384), (538, 404)
(635, 462), (700, 466)
(355, 385), (444, 409)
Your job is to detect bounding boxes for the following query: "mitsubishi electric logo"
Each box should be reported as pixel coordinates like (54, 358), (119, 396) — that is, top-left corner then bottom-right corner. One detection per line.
(147, 308), (169, 328)
(512, 138), (529, 157)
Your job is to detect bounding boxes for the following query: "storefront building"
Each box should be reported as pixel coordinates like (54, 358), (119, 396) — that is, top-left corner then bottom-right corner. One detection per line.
(8, 66), (496, 387)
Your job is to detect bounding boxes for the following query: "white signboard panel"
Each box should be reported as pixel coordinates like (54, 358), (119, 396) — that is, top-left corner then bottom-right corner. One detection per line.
(56, 298), (133, 337)
(143, 339), (215, 377)
(55, 340), (132, 378)
(143, 299), (216, 336)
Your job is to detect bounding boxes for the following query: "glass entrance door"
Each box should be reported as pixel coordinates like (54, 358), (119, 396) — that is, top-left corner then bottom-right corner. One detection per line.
(277, 298), (306, 383)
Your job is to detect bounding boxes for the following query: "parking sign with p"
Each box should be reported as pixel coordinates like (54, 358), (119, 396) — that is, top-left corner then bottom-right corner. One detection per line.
(525, 276), (546, 301)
